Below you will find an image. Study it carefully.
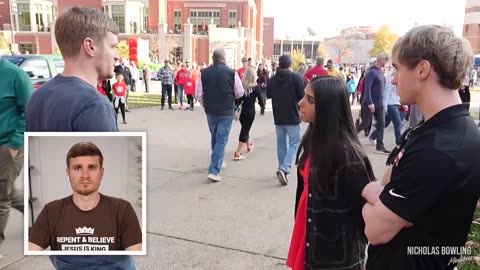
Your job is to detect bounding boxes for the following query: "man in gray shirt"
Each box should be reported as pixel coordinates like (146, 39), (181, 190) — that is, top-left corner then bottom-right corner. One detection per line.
(24, 6), (133, 269)
(26, 7), (118, 132)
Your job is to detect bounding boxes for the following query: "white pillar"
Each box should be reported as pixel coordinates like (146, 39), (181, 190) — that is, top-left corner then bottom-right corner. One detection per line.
(280, 39), (283, 55)
(207, 21), (217, 65)
(124, 3), (130, 34)
(236, 25), (245, 69)
(158, 20), (168, 62)
(183, 20), (193, 63)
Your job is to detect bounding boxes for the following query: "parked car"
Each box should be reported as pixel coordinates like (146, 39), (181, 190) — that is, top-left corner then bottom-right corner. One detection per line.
(151, 70), (161, 81)
(2, 54), (64, 89)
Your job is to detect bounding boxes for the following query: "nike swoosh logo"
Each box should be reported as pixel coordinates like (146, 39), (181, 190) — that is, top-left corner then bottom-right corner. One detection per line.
(389, 189), (406, 199)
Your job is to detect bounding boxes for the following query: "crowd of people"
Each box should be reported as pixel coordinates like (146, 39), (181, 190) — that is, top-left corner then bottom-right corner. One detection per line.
(192, 26), (480, 270)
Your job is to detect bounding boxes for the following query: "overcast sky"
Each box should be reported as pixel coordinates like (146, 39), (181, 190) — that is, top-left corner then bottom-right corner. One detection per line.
(263, 0), (466, 39)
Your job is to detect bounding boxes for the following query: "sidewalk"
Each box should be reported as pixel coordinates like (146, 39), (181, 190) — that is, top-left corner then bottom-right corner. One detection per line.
(0, 105), (421, 269)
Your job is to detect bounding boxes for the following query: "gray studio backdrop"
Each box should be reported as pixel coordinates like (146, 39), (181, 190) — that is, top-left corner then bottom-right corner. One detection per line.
(27, 136), (143, 227)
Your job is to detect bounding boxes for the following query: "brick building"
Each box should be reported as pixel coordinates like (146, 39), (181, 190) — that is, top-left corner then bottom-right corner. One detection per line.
(464, 0), (480, 54)
(0, 0), (269, 68)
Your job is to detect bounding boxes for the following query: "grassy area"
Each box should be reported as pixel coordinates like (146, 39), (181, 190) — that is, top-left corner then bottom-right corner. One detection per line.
(471, 112), (479, 120)
(128, 93), (161, 109)
(457, 207), (480, 269)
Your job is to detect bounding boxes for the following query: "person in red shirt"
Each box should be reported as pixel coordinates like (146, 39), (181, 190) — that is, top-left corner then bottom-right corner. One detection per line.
(183, 72), (196, 111)
(97, 80), (106, 96)
(175, 63), (189, 109)
(303, 57), (328, 82)
(237, 57), (248, 80)
(112, 73), (127, 124)
(190, 63), (201, 83)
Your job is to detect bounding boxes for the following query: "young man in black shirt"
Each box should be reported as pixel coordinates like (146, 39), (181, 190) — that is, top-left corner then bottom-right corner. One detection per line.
(361, 25), (480, 270)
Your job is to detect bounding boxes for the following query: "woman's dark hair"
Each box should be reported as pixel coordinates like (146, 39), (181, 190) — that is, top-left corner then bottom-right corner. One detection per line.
(295, 76), (374, 193)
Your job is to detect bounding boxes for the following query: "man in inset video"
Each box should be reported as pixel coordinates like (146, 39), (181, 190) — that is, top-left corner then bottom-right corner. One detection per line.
(29, 142), (142, 253)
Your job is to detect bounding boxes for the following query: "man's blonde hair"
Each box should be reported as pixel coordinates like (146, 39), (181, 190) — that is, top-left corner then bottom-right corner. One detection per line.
(392, 25), (473, 90)
(55, 7), (119, 58)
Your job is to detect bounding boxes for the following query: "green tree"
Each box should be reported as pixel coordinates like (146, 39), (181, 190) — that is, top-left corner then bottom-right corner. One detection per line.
(54, 47), (61, 55)
(369, 25), (398, 56)
(116, 40), (129, 59)
(290, 49), (306, 72)
(316, 42), (329, 60)
(0, 35), (11, 55)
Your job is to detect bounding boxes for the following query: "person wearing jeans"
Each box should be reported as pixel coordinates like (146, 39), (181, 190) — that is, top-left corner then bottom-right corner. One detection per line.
(356, 52), (390, 154)
(175, 64), (189, 109)
(266, 54), (305, 185)
(196, 49), (244, 182)
(206, 114), (234, 176)
(369, 67), (405, 146)
(159, 59), (175, 110)
(275, 125), (301, 174)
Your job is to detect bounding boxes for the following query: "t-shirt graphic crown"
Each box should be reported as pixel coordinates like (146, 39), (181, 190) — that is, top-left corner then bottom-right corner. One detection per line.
(75, 226), (95, 235)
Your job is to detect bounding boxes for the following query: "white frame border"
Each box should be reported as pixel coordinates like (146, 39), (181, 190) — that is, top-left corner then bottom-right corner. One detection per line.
(23, 132), (147, 256)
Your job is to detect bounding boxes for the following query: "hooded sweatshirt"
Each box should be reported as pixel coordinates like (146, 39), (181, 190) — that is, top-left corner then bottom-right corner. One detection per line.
(266, 69), (305, 125)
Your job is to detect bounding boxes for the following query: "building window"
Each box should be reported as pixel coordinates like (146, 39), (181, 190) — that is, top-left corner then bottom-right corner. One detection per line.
(190, 10), (220, 34)
(111, 5), (125, 33)
(174, 11), (181, 33)
(18, 43), (34, 54)
(102, 6), (109, 14)
(34, 4), (44, 31)
(18, 3), (31, 31)
(144, 7), (149, 32)
(130, 16), (138, 33)
(273, 44), (281, 56)
(304, 44), (312, 59)
(44, 4), (52, 31)
(171, 47), (183, 63)
(228, 11), (237, 28)
(282, 44), (291, 54)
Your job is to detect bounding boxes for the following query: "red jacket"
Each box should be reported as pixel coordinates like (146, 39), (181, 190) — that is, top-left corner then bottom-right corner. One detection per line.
(237, 67), (246, 80)
(303, 66), (328, 82)
(183, 78), (196, 96)
(97, 81), (106, 96)
(176, 69), (190, 86)
(112, 81), (127, 97)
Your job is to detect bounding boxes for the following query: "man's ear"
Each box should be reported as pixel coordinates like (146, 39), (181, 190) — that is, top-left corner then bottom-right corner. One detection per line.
(417, 60), (431, 80)
(82, 37), (96, 57)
